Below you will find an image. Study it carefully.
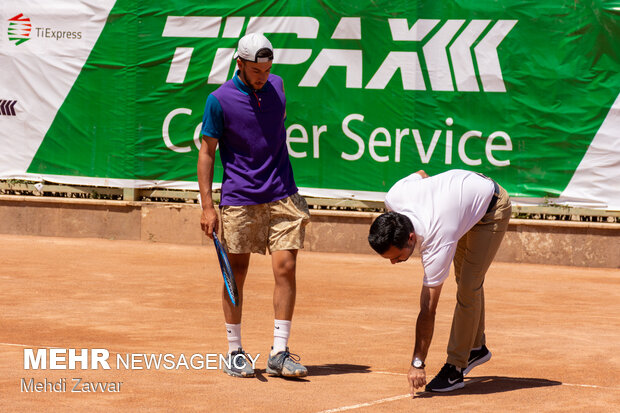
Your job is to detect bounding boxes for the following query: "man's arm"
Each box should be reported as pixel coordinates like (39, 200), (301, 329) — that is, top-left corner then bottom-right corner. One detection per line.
(407, 283), (443, 395)
(197, 135), (219, 238)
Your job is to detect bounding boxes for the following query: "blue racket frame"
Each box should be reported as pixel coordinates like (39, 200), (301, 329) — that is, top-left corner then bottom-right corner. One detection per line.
(212, 232), (239, 307)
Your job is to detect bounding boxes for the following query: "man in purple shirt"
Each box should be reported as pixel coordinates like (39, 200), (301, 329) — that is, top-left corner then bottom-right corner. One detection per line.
(197, 33), (310, 379)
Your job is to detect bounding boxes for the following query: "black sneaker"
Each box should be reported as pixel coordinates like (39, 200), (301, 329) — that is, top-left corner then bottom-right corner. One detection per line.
(463, 345), (492, 376)
(425, 363), (464, 392)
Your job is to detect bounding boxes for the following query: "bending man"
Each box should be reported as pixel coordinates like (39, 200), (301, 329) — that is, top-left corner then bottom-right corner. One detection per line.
(368, 169), (511, 393)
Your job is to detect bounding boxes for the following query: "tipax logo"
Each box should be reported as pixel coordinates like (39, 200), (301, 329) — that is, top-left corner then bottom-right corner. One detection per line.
(8, 13), (31, 46)
(162, 16), (517, 92)
(0, 100), (18, 116)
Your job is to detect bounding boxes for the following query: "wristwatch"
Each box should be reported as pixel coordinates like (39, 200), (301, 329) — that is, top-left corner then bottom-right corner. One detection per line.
(411, 358), (425, 369)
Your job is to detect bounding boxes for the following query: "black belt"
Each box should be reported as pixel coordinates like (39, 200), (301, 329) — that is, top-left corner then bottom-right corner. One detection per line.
(486, 179), (501, 214)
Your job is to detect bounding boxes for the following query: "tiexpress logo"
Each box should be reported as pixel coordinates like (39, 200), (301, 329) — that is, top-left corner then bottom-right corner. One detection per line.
(8, 13), (31, 46)
(7, 13), (83, 45)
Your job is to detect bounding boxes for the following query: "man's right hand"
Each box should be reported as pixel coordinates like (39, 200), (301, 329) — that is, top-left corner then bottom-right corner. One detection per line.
(197, 135), (219, 239)
(407, 365), (427, 395)
(200, 206), (219, 238)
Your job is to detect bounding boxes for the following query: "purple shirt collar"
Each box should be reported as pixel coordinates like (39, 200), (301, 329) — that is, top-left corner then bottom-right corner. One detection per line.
(232, 70), (272, 95)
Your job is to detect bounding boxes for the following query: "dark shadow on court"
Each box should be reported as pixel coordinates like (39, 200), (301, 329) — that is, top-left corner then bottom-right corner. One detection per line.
(306, 364), (372, 376)
(253, 369), (310, 382)
(250, 364), (370, 380)
(254, 369), (269, 382)
(415, 376), (562, 398)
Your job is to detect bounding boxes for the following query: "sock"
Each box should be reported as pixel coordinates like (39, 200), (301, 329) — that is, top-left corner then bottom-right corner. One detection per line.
(272, 319), (291, 354)
(471, 345), (482, 351)
(225, 323), (242, 354)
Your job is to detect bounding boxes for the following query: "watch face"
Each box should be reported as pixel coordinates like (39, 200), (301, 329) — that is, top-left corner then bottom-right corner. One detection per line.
(413, 360), (423, 368)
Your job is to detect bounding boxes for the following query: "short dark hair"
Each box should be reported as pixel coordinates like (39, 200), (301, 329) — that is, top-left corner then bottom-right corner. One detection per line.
(241, 47), (274, 63)
(255, 47), (273, 60)
(368, 212), (414, 254)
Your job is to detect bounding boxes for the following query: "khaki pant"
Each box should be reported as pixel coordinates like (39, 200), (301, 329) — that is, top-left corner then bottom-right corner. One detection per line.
(446, 185), (511, 368)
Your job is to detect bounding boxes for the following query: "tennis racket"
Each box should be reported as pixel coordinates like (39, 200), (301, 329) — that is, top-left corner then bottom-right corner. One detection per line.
(212, 231), (239, 307)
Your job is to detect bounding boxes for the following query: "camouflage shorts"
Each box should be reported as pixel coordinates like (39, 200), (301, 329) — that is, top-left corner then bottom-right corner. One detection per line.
(220, 192), (310, 254)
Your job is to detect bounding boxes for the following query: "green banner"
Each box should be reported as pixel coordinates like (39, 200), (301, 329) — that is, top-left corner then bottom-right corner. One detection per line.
(24, 0), (620, 201)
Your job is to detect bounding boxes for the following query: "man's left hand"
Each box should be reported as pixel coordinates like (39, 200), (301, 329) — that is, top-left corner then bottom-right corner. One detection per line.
(407, 365), (426, 396)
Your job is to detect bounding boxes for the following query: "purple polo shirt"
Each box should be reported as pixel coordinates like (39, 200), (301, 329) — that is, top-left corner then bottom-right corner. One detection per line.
(201, 71), (298, 206)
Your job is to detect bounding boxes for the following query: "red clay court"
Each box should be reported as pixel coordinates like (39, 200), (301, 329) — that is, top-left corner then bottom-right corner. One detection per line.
(1, 234), (619, 412)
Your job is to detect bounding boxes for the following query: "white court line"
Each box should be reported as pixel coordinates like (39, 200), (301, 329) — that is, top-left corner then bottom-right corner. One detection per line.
(466, 376), (618, 390)
(315, 394), (411, 413)
(316, 375), (619, 413)
(2, 343), (617, 393)
(371, 370), (406, 376)
(563, 383), (612, 389)
(349, 370), (619, 389)
(0, 343), (60, 349)
(313, 366), (406, 376)
(0, 342), (126, 355)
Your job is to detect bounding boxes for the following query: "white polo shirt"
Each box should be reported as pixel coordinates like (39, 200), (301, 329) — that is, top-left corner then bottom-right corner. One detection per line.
(384, 169), (495, 287)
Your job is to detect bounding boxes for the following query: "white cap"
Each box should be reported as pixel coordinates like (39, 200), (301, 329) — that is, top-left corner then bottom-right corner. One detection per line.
(233, 33), (274, 63)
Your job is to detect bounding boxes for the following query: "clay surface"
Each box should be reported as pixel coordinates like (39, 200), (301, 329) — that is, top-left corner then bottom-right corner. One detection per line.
(1, 235), (618, 412)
